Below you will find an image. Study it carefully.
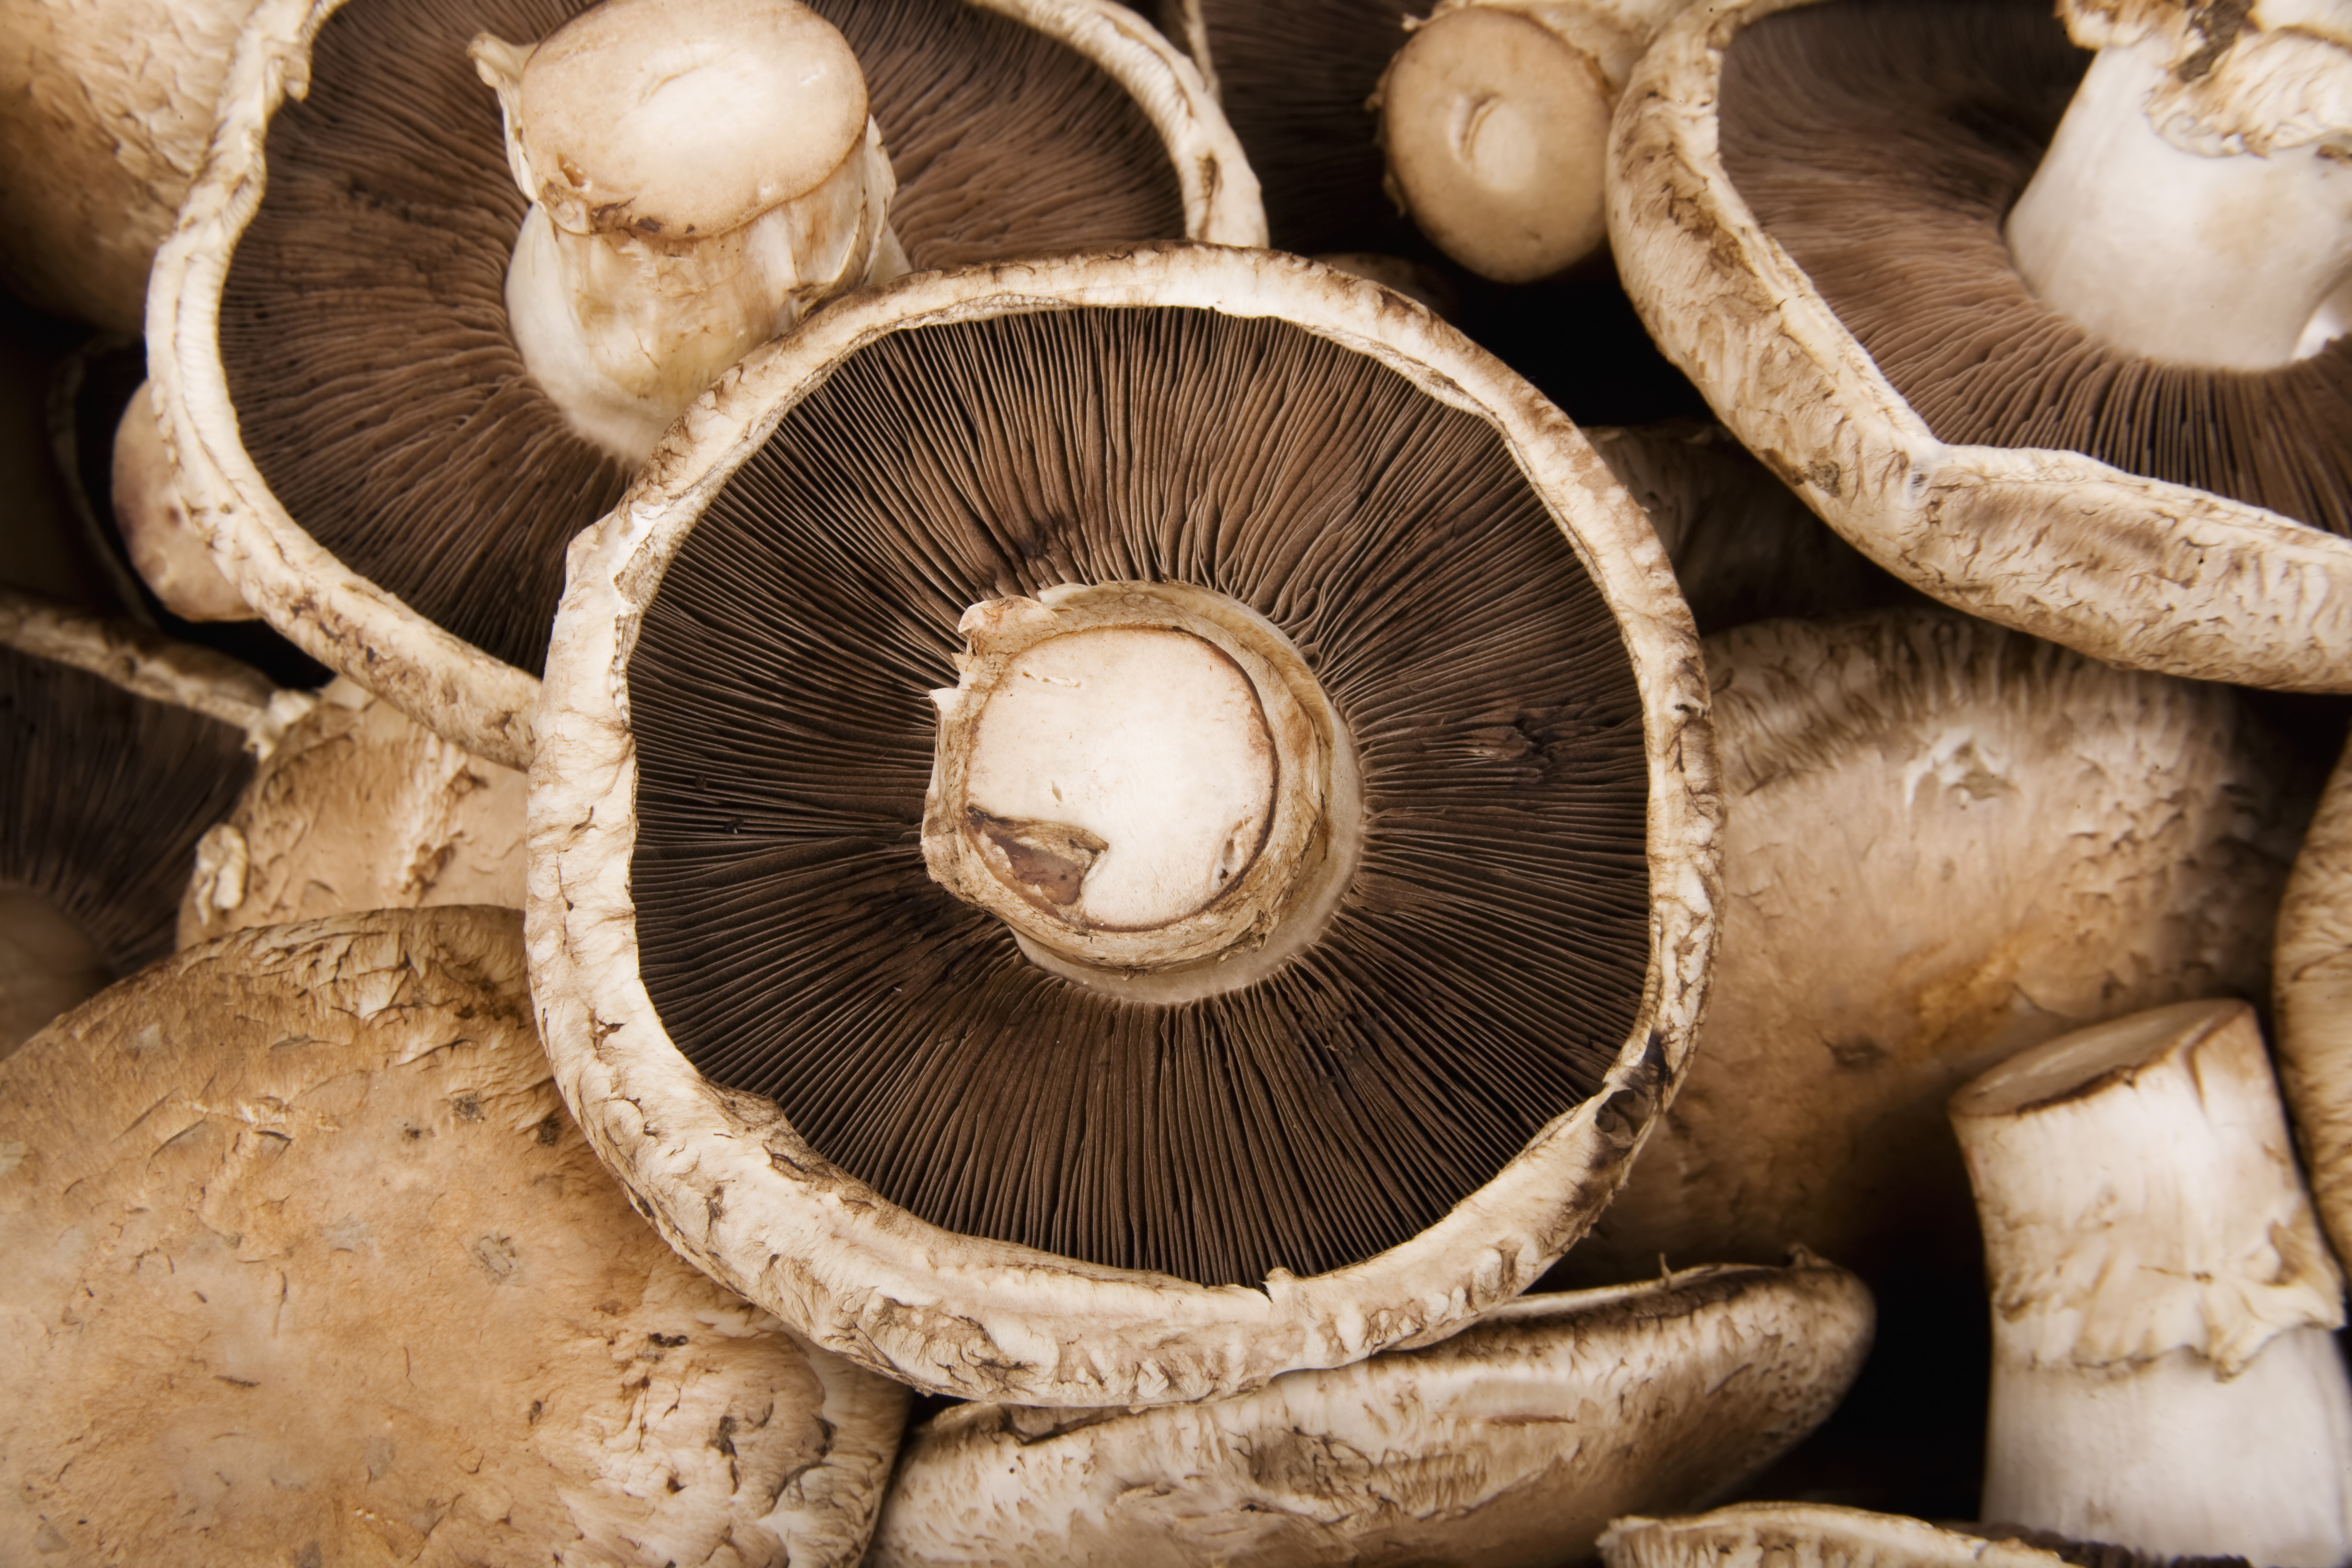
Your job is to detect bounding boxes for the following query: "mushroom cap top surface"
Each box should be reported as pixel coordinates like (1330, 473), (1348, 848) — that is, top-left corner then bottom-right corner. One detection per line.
(1600, 1503), (2245, 1568)
(1566, 607), (2311, 1282)
(155, 0), (1252, 768)
(0, 906), (908, 1568)
(869, 1257), (1872, 1568)
(528, 242), (1719, 1405)
(514, 0), (869, 237)
(1608, 0), (2352, 691)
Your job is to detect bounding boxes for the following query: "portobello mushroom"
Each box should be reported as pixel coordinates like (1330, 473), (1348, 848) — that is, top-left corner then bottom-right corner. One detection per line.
(0, 906), (908, 1567)
(152, 0), (1258, 768)
(1610, 0), (2352, 691)
(0, 588), (278, 1054)
(530, 243), (1719, 1405)
(2277, 734), (2352, 1268)
(869, 1257), (1871, 1567)
(1604, 1504), (2258, 1568)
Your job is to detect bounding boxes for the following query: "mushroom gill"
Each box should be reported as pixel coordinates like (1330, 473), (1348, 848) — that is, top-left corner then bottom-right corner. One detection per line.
(212, 0), (1190, 677)
(1715, 0), (2352, 536)
(624, 303), (1654, 1289)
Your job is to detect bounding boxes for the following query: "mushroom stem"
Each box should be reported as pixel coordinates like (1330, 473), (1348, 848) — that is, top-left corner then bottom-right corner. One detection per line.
(472, 0), (909, 466)
(1950, 999), (2352, 1564)
(923, 580), (1362, 1001)
(1376, 0), (1691, 281)
(2005, 5), (2352, 368)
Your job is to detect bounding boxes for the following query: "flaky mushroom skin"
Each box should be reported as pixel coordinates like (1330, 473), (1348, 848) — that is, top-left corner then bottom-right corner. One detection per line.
(529, 244), (1720, 1406)
(1601, 1504), (2157, 1568)
(1609, 0), (2352, 693)
(2279, 735), (2352, 1270)
(0, 584), (286, 743)
(149, 0), (1259, 771)
(869, 1258), (1871, 1568)
(0, 908), (906, 1568)
(177, 678), (526, 947)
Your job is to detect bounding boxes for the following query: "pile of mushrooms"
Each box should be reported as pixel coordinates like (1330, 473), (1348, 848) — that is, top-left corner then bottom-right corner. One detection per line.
(15, 0), (2352, 1556)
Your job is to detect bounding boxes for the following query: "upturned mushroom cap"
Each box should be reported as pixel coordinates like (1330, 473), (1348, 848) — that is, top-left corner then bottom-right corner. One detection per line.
(1564, 607), (2310, 1284)
(2276, 733), (2352, 1269)
(178, 677), (526, 948)
(529, 243), (1718, 1405)
(1609, 0), (2352, 691)
(1952, 999), (2352, 1563)
(1601, 1504), (2249, 1568)
(0, 589), (285, 1055)
(0, 0), (265, 332)
(869, 1256), (1870, 1568)
(0, 907), (908, 1567)
(153, 0), (1259, 769)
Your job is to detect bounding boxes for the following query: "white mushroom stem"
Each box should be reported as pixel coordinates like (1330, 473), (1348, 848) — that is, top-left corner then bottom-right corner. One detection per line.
(2006, 1), (2352, 368)
(110, 380), (254, 623)
(1376, 0), (1693, 282)
(1950, 998), (2352, 1564)
(923, 581), (1362, 1001)
(472, 0), (909, 466)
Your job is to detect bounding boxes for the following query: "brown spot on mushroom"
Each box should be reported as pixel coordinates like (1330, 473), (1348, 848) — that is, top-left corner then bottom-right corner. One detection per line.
(968, 810), (1107, 912)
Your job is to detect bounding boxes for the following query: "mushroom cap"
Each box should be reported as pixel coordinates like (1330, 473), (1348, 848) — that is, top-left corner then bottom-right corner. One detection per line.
(1609, 0), (2352, 692)
(511, 0), (870, 239)
(0, 906), (908, 1567)
(1600, 1504), (2240, 1568)
(0, 589), (273, 1053)
(869, 1257), (1872, 1568)
(152, 0), (1258, 769)
(177, 677), (527, 949)
(2276, 735), (2352, 1270)
(529, 243), (1719, 1405)
(0, 0), (264, 333)
(1564, 607), (2311, 1283)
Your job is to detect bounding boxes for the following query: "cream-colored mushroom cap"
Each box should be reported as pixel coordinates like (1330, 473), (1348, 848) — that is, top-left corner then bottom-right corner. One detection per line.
(0, 907), (907, 1567)
(1602, 1503), (2118, 1568)
(508, 0), (866, 237)
(870, 1257), (1871, 1567)
(529, 243), (1717, 1406)
(2278, 735), (2352, 1271)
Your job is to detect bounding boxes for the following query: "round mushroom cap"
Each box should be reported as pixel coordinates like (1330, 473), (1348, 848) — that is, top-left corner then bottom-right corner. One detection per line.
(177, 677), (527, 948)
(1601, 1504), (2253, 1568)
(870, 1257), (1871, 1568)
(531, 244), (1718, 1405)
(513, 0), (867, 238)
(1566, 607), (2312, 1284)
(0, 591), (268, 1055)
(0, 906), (908, 1568)
(2276, 736), (2352, 1270)
(1609, 0), (2352, 691)
(156, 0), (1253, 767)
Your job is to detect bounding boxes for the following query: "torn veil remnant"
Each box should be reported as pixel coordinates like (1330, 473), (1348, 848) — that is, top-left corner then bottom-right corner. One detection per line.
(0, 588), (283, 1056)
(1610, 0), (2352, 690)
(153, 0), (1257, 768)
(869, 1257), (1871, 1567)
(1952, 1000), (2352, 1565)
(0, 907), (908, 1568)
(529, 244), (1718, 1406)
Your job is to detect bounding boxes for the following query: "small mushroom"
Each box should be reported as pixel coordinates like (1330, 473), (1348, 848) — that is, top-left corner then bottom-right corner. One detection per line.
(0, 906), (909, 1567)
(1610, 0), (2352, 690)
(0, 588), (285, 1055)
(530, 244), (1717, 1404)
(1602, 1503), (2247, 1568)
(153, 0), (1258, 767)
(869, 1256), (1872, 1567)
(2276, 732), (2352, 1268)
(1951, 999), (2352, 1564)
(178, 677), (527, 947)
(1375, 0), (1694, 282)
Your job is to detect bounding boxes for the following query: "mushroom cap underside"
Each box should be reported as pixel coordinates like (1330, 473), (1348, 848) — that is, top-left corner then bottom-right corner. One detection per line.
(158, 0), (1243, 768)
(1609, 0), (2352, 692)
(0, 906), (909, 1568)
(871, 1258), (1873, 1568)
(529, 244), (1718, 1406)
